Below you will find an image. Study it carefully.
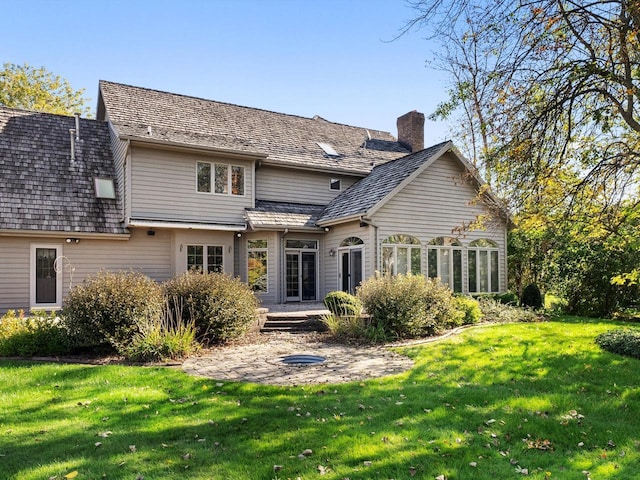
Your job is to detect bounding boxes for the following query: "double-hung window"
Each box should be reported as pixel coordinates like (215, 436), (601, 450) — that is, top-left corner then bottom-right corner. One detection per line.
(427, 237), (463, 292)
(187, 245), (224, 273)
(468, 239), (500, 293)
(197, 161), (245, 196)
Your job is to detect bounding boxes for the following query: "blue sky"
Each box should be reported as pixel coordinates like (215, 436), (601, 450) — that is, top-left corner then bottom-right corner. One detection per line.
(2, 0), (453, 144)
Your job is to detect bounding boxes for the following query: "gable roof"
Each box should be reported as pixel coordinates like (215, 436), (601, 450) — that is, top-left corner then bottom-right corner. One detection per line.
(245, 201), (325, 231)
(97, 81), (410, 175)
(0, 107), (127, 236)
(317, 141), (451, 225)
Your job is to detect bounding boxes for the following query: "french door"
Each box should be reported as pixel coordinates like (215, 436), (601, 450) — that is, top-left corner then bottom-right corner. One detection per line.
(339, 247), (363, 295)
(286, 251), (317, 301)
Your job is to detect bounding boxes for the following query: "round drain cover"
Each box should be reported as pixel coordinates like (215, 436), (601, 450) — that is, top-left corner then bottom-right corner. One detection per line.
(281, 354), (326, 366)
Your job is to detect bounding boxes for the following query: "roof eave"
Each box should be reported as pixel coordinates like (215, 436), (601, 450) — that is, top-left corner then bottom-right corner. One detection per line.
(316, 213), (365, 227)
(124, 135), (268, 161)
(259, 158), (370, 177)
(0, 229), (130, 240)
(128, 219), (246, 232)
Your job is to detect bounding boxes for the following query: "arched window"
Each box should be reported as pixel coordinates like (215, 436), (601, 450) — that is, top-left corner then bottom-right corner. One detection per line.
(427, 236), (463, 292)
(340, 237), (364, 247)
(382, 234), (421, 275)
(468, 239), (500, 293)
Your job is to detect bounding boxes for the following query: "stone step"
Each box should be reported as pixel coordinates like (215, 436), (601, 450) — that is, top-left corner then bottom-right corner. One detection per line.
(261, 315), (327, 333)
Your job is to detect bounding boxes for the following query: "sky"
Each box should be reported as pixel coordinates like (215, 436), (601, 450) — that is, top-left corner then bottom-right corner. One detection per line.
(2, 0), (453, 144)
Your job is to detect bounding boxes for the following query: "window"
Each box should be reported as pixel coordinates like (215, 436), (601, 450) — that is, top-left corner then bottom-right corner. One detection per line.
(187, 245), (223, 273)
(340, 237), (363, 247)
(94, 177), (116, 199)
(330, 178), (341, 190)
(427, 237), (463, 292)
(382, 234), (421, 275)
(197, 162), (211, 193)
(248, 239), (268, 292)
(196, 161), (245, 196)
(468, 239), (500, 293)
(285, 239), (318, 249)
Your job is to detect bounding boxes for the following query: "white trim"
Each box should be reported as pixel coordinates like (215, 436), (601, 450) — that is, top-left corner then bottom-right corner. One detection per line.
(30, 243), (63, 310)
(128, 219), (246, 231)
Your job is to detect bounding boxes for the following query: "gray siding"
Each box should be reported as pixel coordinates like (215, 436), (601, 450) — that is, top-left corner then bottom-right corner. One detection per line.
(0, 230), (172, 315)
(256, 166), (357, 205)
(130, 146), (253, 224)
(372, 152), (508, 292)
(108, 121), (128, 220)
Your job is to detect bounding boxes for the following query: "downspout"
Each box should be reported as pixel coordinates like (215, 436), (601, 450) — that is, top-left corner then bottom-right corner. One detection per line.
(359, 217), (378, 273)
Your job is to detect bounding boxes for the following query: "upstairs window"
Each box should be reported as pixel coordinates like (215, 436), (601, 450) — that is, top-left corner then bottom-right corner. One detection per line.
(197, 161), (245, 196)
(382, 234), (421, 275)
(330, 178), (341, 190)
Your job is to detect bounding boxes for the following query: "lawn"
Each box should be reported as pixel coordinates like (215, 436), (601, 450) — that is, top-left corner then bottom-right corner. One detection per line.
(1, 317), (639, 480)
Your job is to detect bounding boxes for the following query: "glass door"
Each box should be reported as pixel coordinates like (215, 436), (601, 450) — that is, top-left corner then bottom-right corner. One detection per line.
(286, 250), (317, 302)
(339, 247), (363, 295)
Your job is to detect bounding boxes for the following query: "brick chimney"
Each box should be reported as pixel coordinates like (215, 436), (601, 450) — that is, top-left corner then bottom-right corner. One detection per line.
(397, 110), (425, 153)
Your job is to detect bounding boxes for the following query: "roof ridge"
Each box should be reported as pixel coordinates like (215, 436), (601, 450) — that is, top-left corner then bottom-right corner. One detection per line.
(98, 80), (394, 137)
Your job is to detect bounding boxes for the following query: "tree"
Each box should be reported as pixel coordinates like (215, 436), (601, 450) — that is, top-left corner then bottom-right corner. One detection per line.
(0, 62), (90, 116)
(405, 0), (640, 215)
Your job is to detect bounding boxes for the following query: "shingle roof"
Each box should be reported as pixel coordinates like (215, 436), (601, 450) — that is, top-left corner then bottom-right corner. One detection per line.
(0, 107), (127, 235)
(245, 200), (325, 230)
(318, 141), (451, 224)
(98, 81), (410, 174)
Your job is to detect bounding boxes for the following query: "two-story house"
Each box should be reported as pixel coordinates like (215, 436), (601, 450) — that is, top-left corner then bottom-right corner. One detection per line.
(0, 81), (509, 314)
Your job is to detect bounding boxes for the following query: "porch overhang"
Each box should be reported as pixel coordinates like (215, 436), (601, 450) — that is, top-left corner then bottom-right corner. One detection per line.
(127, 218), (246, 232)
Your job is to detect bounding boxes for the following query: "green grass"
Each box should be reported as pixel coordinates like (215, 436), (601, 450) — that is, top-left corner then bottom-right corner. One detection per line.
(1, 317), (639, 479)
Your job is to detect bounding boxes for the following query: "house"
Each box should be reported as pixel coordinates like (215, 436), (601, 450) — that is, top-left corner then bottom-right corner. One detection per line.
(0, 81), (509, 314)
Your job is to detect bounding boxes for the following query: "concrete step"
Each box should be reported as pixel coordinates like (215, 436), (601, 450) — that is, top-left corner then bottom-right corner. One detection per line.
(261, 314), (327, 333)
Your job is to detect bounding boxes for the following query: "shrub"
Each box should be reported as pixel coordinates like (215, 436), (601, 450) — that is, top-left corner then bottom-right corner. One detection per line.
(324, 291), (362, 317)
(595, 329), (640, 359)
(62, 270), (164, 349)
(454, 296), (483, 325)
(477, 297), (541, 323)
(0, 310), (70, 357)
(164, 271), (258, 344)
(521, 283), (544, 309)
(496, 292), (519, 306)
(121, 304), (198, 362)
(357, 274), (457, 339)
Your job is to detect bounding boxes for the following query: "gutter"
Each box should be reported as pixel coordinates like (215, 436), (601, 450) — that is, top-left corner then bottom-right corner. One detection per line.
(0, 229), (130, 240)
(127, 218), (246, 232)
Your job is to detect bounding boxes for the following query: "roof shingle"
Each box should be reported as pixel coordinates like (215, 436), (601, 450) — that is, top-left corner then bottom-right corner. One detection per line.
(0, 107), (127, 235)
(245, 201), (325, 230)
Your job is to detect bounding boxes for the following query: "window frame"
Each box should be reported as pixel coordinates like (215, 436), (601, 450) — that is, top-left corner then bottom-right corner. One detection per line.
(30, 243), (63, 310)
(467, 239), (500, 293)
(196, 161), (245, 196)
(381, 234), (422, 276)
(186, 244), (224, 273)
(247, 239), (268, 293)
(330, 178), (341, 191)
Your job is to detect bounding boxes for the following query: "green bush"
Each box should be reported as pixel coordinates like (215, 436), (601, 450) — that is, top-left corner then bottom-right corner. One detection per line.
(595, 329), (640, 359)
(477, 298), (541, 323)
(454, 296), (483, 325)
(0, 310), (70, 357)
(164, 271), (258, 344)
(324, 291), (362, 317)
(496, 292), (519, 306)
(121, 306), (198, 362)
(521, 283), (544, 309)
(357, 274), (457, 339)
(62, 270), (164, 349)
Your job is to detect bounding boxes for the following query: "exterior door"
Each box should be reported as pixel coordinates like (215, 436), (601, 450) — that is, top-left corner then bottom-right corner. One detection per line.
(339, 247), (363, 294)
(30, 244), (62, 308)
(286, 251), (317, 301)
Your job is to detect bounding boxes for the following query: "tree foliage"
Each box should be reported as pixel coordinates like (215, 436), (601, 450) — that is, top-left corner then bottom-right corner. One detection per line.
(407, 0), (640, 214)
(0, 62), (90, 116)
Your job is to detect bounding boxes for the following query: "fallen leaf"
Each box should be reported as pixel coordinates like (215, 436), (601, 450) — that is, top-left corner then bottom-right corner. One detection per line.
(470, 462), (477, 467)
(302, 448), (313, 456)
(273, 465), (283, 472)
(436, 476), (447, 480)
(98, 431), (112, 438)
(95, 442), (102, 447)
(64, 472), (78, 479)
(318, 465), (329, 475)
(409, 466), (417, 476)
(182, 453), (191, 460)
(129, 445), (137, 453)
(363, 461), (372, 467)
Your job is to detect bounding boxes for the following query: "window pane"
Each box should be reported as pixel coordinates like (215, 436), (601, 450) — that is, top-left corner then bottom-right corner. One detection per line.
(214, 164), (228, 194)
(330, 178), (341, 190)
(397, 247), (408, 274)
(248, 251), (268, 292)
(453, 249), (462, 293)
(428, 248), (438, 278)
(187, 245), (203, 271)
(441, 249), (450, 285)
(468, 250), (477, 293)
(248, 239), (267, 249)
(197, 162), (211, 193)
(479, 250), (489, 292)
(411, 247), (421, 275)
(231, 166), (244, 195)
(382, 246), (394, 275)
(491, 251), (499, 292)
(285, 240), (318, 249)
(207, 246), (223, 273)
